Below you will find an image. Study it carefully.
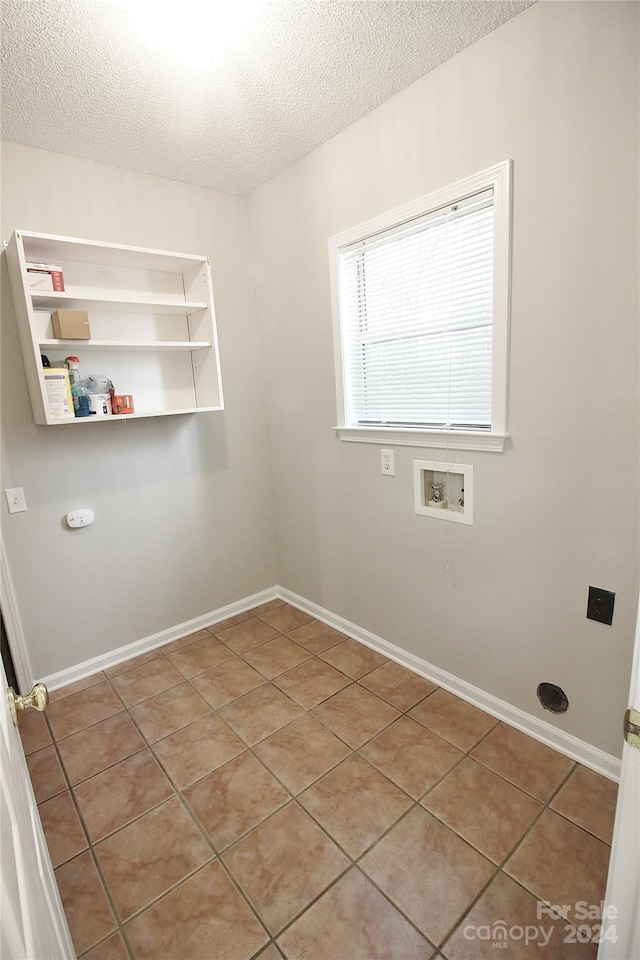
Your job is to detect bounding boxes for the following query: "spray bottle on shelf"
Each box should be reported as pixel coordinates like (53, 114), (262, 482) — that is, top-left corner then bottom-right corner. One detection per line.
(65, 356), (88, 417)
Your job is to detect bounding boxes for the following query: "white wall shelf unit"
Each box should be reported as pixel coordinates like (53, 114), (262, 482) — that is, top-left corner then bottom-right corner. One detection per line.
(4, 229), (224, 425)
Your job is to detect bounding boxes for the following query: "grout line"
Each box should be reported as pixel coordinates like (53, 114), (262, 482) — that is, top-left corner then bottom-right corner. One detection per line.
(267, 861), (357, 943)
(25, 743), (68, 805)
(50, 722), (149, 790)
(494, 759), (579, 873)
(117, 859), (220, 930)
(118, 924), (136, 960)
(85, 846), (130, 958)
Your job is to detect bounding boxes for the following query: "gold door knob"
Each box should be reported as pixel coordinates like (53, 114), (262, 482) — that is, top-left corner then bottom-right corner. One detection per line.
(7, 682), (49, 728)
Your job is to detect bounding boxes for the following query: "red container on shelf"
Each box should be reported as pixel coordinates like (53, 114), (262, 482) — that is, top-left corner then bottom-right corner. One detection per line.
(111, 394), (135, 415)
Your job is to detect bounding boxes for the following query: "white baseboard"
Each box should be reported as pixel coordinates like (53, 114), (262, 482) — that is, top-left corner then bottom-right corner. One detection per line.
(277, 587), (622, 783)
(40, 587), (280, 692)
(40, 582), (621, 783)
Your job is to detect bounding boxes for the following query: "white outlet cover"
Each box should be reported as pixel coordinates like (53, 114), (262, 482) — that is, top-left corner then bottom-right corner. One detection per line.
(381, 448), (395, 476)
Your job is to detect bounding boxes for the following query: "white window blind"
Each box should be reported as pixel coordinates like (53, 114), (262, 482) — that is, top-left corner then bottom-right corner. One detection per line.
(338, 188), (494, 431)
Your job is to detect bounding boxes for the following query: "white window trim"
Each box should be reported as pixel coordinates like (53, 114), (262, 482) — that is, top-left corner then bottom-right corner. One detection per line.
(328, 160), (513, 453)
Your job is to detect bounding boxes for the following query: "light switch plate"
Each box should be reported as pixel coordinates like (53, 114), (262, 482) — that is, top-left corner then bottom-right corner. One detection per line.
(5, 487), (27, 513)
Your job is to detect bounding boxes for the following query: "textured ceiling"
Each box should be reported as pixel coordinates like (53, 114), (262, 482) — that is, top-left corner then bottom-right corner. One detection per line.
(1, 0), (534, 195)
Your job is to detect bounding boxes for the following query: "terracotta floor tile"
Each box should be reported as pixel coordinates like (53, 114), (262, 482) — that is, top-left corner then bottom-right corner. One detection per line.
(19, 710), (52, 754)
(207, 610), (254, 633)
(184, 751), (290, 851)
(55, 851), (116, 956)
(165, 634), (235, 678)
(47, 681), (123, 740)
(254, 714), (351, 794)
(361, 806), (495, 945)
(95, 796), (212, 921)
(298, 754), (412, 857)
(278, 867), (434, 959)
(248, 599), (285, 616)
(109, 657), (183, 707)
(190, 656), (265, 709)
(243, 635), (311, 679)
(223, 802), (349, 934)
(215, 616), (281, 653)
(39, 790), (88, 867)
(160, 629), (210, 655)
(254, 946), (282, 960)
(443, 871), (598, 959)
(311, 683), (400, 749)
(124, 861), (268, 960)
(26, 744), (67, 802)
(359, 660), (437, 710)
(57, 712), (145, 785)
(286, 620), (348, 653)
(550, 765), (618, 844)
(151, 713), (245, 790)
(409, 689), (498, 752)
(81, 932), (130, 960)
(319, 638), (387, 679)
(257, 603), (314, 633)
(360, 716), (462, 799)
(471, 723), (575, 801)
(505, 810), (611, 925)
(129, 682), (210, 743)
(421, 757), (542, 863)
(272, 657), (351, 709)
(50, 672), (106, 702)
(73, 749), (174, 842)
(218, 683), (304, 746)
(104, 648), (165, 679)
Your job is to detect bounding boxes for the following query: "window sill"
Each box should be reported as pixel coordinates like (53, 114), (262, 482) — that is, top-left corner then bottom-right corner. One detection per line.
(334, 425), (508, 452)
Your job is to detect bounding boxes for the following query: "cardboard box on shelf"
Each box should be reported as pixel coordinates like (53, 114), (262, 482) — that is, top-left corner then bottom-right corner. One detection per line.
(52, 309), (91, 339)
(26, 263), (65, 292)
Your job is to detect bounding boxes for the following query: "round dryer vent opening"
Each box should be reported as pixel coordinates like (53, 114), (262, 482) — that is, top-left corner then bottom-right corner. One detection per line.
(537, 682), (569, 714)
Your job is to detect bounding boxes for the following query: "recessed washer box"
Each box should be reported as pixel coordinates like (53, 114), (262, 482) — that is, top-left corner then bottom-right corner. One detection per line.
(414, 460), (474, 525)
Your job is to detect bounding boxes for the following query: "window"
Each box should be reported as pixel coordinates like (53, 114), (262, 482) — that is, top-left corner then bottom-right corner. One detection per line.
(329, 161), (512, 451)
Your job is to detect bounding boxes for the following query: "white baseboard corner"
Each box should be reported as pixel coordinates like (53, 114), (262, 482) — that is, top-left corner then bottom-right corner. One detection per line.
(41, 582), (621, 784)
(40, 587), (280, 694)
(277, 587), (622, 784)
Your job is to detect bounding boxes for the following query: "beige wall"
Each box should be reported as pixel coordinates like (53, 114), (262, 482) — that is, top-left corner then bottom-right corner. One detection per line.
(248, 0), (639, 756)
(1, 144), (278, 677)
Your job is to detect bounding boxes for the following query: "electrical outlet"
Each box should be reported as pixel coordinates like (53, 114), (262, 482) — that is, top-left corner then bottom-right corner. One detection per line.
(381, 449), (394, 476)
(587, 586), (615, 626)
(5, 487), (27, 514)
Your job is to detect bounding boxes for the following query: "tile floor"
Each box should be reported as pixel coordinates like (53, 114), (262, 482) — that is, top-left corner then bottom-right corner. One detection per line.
(21, 600), (619, 960)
